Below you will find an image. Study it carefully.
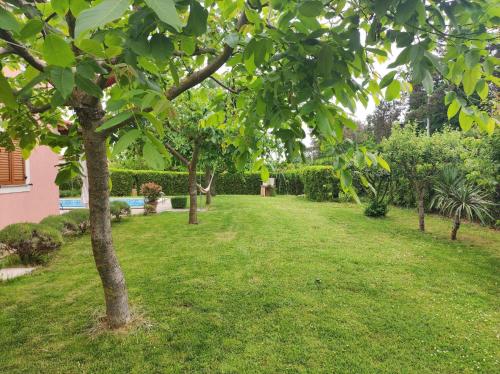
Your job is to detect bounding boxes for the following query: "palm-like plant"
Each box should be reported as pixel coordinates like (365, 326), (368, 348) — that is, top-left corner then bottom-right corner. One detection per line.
(431, 168), (494, 240)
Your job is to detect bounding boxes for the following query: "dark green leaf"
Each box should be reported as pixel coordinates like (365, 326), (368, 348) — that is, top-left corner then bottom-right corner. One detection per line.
(75, 0), (131, 38)
(50, 66), (74, 99)
(144, 0), (182, 31)
(43, 34), (75, 67)
(184, 0), (208, 36)
(395, 0), (419, 24)
(97, 111), (133, 132)
(0, 7), (21, 33)
(19, 19), (43, 39)
(150, 34), (174, 61)
(298, 1), (323, 17)
(379, 71), (396, 88)
(75, 74), (103, 98)
(0, 73), (17, 109)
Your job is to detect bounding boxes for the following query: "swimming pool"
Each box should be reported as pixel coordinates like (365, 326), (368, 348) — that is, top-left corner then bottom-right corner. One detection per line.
(60, 198), (145, 209)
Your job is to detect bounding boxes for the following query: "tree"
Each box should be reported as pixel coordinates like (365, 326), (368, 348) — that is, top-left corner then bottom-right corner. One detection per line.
(431, 167), (494, 240)
(159, 87), (229, 224)
(1, 0), (496, 328)
(366, 100), (404, 142)
(382, 125), (461, 231)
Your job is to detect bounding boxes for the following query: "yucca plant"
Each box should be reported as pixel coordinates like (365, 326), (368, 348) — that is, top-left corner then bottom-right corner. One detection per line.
(431, 168), (494, 240)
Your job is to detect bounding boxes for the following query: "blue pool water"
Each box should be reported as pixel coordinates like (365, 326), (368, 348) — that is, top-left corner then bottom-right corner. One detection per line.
(60, 198), (145, 209)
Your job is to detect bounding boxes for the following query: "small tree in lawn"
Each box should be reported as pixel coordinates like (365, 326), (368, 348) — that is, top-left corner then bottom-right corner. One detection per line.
(382, 124), (461, 231)
(431, 167), (494, 240)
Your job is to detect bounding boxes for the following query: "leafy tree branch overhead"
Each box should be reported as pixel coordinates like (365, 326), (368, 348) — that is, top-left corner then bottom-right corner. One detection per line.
(0, 0), (497, 329)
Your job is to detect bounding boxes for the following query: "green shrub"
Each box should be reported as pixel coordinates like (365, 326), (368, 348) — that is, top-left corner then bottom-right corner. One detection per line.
(110, 201), (131, 221)
(171, 196), (187, 209)
(364, 201), (388, 217)
(64, 209), (90, 234)
(40, 214), (79, 236)
(0, 223), (63, 265)
(302, 166), (339, 201)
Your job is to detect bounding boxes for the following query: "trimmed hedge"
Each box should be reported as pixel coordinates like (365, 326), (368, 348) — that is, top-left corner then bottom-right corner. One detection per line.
(108, 167), (338, 201)
(302, 166), (339, 201)
(171, 196), (188, 209)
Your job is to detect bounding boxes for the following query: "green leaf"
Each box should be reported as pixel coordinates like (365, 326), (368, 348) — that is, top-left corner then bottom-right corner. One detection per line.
(395, 0), (419, 24)
(475, 79), (488, 100)
(444, 91), (456, 105)
(150, 34), (174, 61)
(388, 47), (410, 68)
(385, 79), (401, 101)
(20, 19), (43, 39)
(464, 49), (480, 69)
(75, 74), (103, 98)
(49, 66), (74, 99)
(447, 98), (461, 119)
(298, 1), (323, 17)
(180, 36), (196, 55)
(0, 73), (17, 109)
(97, 111), (133, 132)
(184, 0), (208, 36)
(458, 108), (473, 131)
(52, 0), (69, 16)
(380, 71), (396, 89)
(377, 155), (391, 172)
(260, 165), (270, 182)
(78, 39), (106, 57)
(141, 112), (165, 137)
(143, 141), (165, 170)
(43, 34), (75, 67)
(145, 0), (183, 31)
(462, 65), (481, 96)
(16, 71), (49, 99)
(340, 169), (352, 190)
(112, 129), (141, 156)
(0, 7), (21, 33)
(373, 0), (390, 17)
(69, 0), (89, 16)
(75, 0), (131, 39)
(422, 70), (433, 94)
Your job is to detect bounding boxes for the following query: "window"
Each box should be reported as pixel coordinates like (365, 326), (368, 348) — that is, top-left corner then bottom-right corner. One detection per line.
(0, 146), (26, 186)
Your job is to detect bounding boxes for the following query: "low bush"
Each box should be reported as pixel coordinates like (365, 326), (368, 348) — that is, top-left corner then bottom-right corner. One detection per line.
(0, 223), (63, 265)
(40, 214), (79, 236)
(171, 196), (187, 209)
(143, 203), (157, 215)
(64, 209), (90, 234)
(110, 201), (131, 221)
(364, 201), (388, 217)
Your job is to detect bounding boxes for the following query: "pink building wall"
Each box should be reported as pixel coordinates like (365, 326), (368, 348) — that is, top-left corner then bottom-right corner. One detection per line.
(0, 146), (60, 229)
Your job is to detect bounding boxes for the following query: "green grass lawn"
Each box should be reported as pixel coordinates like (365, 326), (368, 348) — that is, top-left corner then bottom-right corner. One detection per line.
(1, 196), (498, 373)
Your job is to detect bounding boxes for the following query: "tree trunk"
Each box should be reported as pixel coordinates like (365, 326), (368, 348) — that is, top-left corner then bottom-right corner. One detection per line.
(451, 214), (460, 240)
(187, 143), (200, 224)
(79, 106), (130, 329)
(205, 167), (212, 206)
(188, 164), (198, 224)
(417, 186), (425, 232)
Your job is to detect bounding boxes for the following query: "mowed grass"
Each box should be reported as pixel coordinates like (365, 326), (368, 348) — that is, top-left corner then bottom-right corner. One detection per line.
(0, 196), (499, 373)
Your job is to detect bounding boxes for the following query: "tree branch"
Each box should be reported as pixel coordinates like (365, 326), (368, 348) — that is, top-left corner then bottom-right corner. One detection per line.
(173, 47), (218, 57)
(0, 30), (45, 71)
(163, 141), (189, 166)
(209, 76), (244, 94)
(165, 12), (247, 100)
